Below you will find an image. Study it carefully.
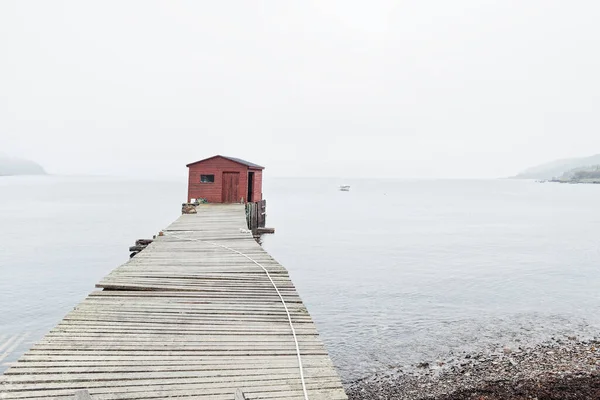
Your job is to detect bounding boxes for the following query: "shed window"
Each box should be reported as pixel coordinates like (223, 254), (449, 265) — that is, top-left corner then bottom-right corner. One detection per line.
(200, 174), (215, 183)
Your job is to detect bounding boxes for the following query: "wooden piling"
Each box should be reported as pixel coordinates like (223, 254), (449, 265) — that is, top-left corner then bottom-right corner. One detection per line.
(246, 200), (272, 237)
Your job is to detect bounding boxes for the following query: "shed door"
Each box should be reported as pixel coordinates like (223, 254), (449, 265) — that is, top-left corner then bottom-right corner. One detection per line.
(221, 172), (240, 203)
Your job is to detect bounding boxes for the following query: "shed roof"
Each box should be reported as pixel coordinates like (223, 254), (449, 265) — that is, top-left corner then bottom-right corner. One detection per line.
(186, 155), (264, 170)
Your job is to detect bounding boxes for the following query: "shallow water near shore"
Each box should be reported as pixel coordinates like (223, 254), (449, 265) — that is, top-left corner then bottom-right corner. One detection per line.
(262, 178), (600, 381)
(1, 176), (600, 382)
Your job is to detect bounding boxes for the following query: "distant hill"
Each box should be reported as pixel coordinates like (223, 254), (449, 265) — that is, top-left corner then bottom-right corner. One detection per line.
(512, 154), (600, 180)
(0, 156), (46, 176)
(554, 165), (600, 183)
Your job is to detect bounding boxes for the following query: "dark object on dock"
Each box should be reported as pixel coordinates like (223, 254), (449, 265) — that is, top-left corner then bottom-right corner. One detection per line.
(181, 203), (197, 214)
(256, 227), (275, 234)
(129, 245), (146, 252)
(128, 239), (153, 258)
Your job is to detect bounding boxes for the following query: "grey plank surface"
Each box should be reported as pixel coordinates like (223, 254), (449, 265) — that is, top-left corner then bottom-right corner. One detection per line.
(0, 204), (346, 400)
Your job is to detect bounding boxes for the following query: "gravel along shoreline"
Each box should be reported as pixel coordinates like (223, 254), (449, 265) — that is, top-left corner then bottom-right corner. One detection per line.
(346, 337), (599, 399)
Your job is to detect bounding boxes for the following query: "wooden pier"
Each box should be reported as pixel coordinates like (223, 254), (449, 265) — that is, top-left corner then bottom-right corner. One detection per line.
(0, 204), (346, 399)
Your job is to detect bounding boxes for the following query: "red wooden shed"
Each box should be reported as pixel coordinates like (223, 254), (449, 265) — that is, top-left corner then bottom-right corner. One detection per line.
(186, 155), (264, 203)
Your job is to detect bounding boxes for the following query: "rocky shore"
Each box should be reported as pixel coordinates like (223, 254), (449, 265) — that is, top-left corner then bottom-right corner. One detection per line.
(347, 337), (599, 400)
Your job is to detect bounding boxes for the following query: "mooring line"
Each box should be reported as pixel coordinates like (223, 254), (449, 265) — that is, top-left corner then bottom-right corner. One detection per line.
(165, 231), (309, 400)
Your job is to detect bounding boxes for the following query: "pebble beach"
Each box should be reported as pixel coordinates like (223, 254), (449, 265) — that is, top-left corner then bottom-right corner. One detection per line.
(346, 337), (600, 400)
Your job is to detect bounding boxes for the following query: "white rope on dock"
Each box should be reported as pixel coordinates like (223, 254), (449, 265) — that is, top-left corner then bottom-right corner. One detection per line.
(164, 231), (310, 400)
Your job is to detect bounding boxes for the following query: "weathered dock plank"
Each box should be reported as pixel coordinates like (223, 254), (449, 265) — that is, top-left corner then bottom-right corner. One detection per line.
(0, 204), (346, 400)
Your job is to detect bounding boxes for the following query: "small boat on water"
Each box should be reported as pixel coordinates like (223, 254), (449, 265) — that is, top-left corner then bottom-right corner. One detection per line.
(339, 185), (350, 191)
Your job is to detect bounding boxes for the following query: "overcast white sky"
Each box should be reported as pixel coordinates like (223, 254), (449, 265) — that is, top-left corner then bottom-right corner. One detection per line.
(1, 1), (599, 179)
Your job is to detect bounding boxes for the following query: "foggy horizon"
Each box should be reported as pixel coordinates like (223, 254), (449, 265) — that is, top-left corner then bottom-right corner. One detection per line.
(2, 1), (600, 179)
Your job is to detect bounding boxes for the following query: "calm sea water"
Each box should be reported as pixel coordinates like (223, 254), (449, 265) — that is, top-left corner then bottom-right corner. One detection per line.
(1, 176), (599, 381)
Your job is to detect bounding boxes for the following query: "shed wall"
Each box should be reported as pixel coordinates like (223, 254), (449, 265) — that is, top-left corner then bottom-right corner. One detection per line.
(188, 158), (249, 203)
